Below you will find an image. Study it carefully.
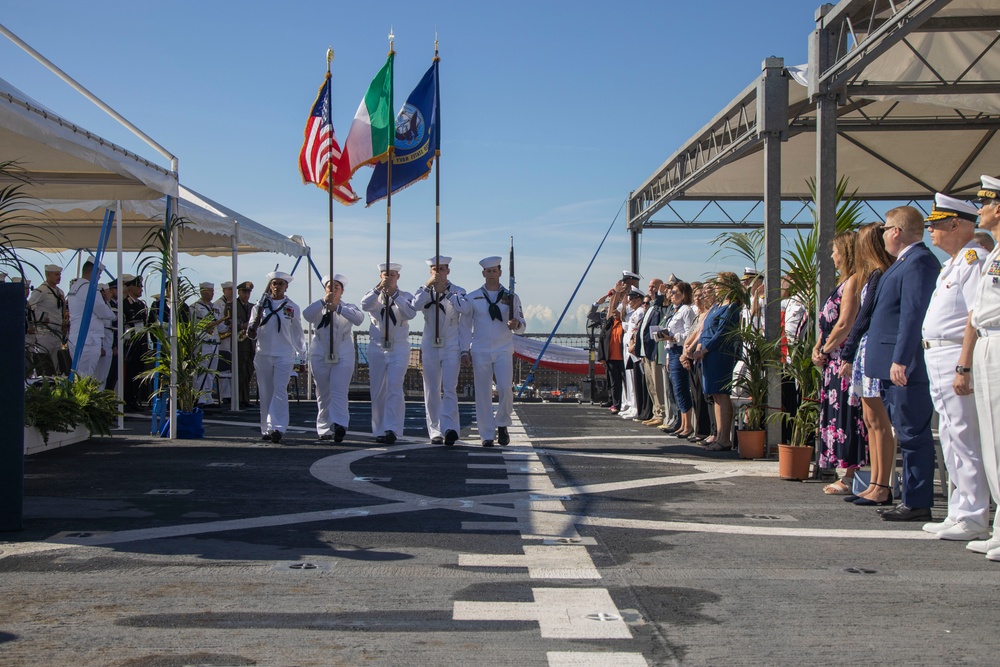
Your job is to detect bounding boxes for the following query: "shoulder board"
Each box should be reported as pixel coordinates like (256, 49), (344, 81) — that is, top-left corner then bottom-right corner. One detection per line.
(966, 248), (982, 265)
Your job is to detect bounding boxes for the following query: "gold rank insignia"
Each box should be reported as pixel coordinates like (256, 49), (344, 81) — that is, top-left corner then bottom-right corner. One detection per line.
(966, 248), (980, 265)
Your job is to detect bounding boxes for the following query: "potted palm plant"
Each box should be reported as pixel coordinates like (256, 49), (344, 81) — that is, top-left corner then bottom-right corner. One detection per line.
(772, 337), (822, 478)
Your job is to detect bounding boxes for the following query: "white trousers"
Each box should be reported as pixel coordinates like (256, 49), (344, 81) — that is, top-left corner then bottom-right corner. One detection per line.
(369, 343), (409, 436)
(422, 344), (461, 439)
(973, 336), (1000, 532)
(95, 346), (113, 390)
(195, 342), (219, 405)
(926, 345), (989, 527)
(472, 346), (513, 441)
(311, 354), (354, 434)
(255, 353), (292, 435)
(69, 337), (101, 380)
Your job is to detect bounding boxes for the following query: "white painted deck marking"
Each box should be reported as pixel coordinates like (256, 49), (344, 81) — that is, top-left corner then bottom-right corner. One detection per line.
(453, 588), (631, 639)
(458, 545), (600, 579)
(547, 652), (649, 666)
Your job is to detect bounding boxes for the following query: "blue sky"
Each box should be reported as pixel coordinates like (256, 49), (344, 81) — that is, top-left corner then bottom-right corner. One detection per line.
(1, 1), (823, 332)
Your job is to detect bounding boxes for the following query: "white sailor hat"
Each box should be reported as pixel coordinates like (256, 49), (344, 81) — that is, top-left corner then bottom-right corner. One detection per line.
(377, 262), (402, 273)
(979, 175), (1000, 202)
(220, 281), (233, 289)
(266, 271), (293, 284)
(479, 256), (503, 269)
(426, 255), (452, 266)
(44, 264), (62, 273)
(622, 270), (641, 281)
(199, 281), (214, 291)
(926, 193), (979, 223)
(97, 282), (109, 291)
(321, 273), (348, 288)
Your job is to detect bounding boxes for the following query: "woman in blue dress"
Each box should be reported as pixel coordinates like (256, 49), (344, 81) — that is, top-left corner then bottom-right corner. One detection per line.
(693, 272), (741, 451)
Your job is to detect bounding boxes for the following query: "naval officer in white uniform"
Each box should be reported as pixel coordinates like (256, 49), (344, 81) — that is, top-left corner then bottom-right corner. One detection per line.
(412, 255), (470, 446)
(303, 273), (364, 442)
(920, 193), (990, 541)
(957, 175), (1000, 560)
(461, 256), (526, 447)
(213, 281), (234, 406)
(190, 282), (223, 407)
(248, 271), (305, 443)
(361, 263), (416, 444)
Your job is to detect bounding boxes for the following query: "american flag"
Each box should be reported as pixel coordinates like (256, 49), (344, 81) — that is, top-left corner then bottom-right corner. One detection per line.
(298, 76), (358, 204)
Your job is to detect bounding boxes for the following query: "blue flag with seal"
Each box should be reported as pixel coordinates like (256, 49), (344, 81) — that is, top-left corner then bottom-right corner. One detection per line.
(366, 58), (440, 207)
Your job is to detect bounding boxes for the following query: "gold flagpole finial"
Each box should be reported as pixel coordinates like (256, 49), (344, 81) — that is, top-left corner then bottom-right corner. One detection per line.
(326, 47), (333, 65)
(388, 26), (395, 54)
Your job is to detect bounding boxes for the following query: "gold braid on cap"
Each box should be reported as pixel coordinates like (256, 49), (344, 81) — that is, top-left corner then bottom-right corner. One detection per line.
(978, 189), (998, 200)
(925, 208), (958, 222)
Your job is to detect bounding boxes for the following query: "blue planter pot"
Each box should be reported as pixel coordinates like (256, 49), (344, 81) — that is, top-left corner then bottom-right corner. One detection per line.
(159, 407), (205, 439)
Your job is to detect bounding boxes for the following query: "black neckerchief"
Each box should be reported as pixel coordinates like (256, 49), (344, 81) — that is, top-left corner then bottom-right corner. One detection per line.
(424, 286), (448, 313)
(484, 286), (506, 322)
(380, 293), (398, 326)
(260, 298), (289, 331)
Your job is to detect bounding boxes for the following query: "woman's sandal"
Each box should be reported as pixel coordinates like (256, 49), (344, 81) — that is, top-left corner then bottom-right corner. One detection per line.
(704, 442), (733, 451)
(823, 480), (853, 495)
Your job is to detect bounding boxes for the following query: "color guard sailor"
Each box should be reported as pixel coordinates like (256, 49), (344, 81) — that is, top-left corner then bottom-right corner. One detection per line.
(213, 281), (234, 406)
(26, 264), (67, 372)
(412, 255), (470, 446)
(190, 282), (223, 407)
(303, 273), (364, 442)
(460, 256), (526, 447)
(67, 260), (115, 380)
(361, 263), (416, 444)
(248, 271), (305, 443)
(920, 193), (990, 541)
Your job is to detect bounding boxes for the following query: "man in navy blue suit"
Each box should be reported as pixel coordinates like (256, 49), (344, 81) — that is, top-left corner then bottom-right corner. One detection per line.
(865, 206), (942, 521)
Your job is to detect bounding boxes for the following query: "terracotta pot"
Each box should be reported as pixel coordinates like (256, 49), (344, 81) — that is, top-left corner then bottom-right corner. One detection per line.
(777, 443), (813, 480)
(737, 430), (766, 459)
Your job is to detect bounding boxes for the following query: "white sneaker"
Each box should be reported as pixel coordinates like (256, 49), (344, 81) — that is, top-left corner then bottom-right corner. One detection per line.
(967, 538), (1000, 554)
(937, 520), (991, 541)
(987, 547), (1000, 562)
(922, 518), (957, 534)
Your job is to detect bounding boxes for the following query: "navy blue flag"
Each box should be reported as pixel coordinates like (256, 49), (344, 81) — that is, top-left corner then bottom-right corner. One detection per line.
(366, 59), (440, 206)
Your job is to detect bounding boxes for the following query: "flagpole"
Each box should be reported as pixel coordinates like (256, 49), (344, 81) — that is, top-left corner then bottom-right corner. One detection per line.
(433, 36), (441, 346)
(383, 28), (395, 347)
(326, 48), (337, 362)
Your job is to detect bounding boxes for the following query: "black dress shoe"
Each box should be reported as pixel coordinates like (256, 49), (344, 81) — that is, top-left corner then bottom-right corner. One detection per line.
(317, 433), (333, 441)
(270, 430), (283, 444)
(662, 421), (681, 433)
(384, 431), (397, 445)
(599, 401), (613, 408)
(430, 436), (445, 444)
(260, 434), (272, 441)
(482, 440), (494, 447)
(333, 424), (346, 443)
(880, 504), (931, 522)
(444, 429), (459, 446)
(497, 427), (510, 446)
(375, 436), (387, 444)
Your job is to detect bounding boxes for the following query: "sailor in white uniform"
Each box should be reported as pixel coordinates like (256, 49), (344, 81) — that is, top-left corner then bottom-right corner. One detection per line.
(67, 260), (115, 381)
(93, 282), (117, 390)
(190, 282), (223, 407)
(213, 281), (234, 406)
(27, 264), (67, 372)
(248, 271), (305, 443)
(957, 175), (1000, 560)
(412, 255), (470, 446)
(460, 256), (526, 447)
(361, 263), (416, 444)
(303, 273), (364, 442)
(919, 193), (990, 541)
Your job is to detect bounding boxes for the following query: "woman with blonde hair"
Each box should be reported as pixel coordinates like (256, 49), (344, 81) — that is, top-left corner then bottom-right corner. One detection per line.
(839, 222), (897, 505)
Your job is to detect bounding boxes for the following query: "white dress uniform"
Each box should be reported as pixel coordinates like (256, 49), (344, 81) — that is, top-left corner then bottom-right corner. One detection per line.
(27, 267), (66, 370)
(303, 274), (364, 439)
(250, 275), (306, 438)
(94, 286), (116, 390)
(412, 262), (470, 443)
(461, 258), (526, 445)
(361, 264), (416, 440)
(621, 296), (644, 419)
(190, 291), (223, 406)
(922, 199), (990, 535)
(67, 277), (115, 380)
(213, 292), (233, 403)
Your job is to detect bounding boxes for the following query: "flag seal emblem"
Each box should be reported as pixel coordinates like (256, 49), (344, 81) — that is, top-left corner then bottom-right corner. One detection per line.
(394, 103), (425, 150)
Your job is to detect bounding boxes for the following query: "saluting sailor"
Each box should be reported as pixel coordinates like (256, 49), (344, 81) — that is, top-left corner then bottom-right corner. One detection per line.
(67, 259), (116, 381)
(956, 174), (1000, 561)
(361, 263), (416, 444)
(190, 282), (223, 407)
(248, 271), (305, 443)
(303, 273), (364, 442)
(460, 256), (526, 447)
(27, 263), (68, 372)
(213, 281), (234, 407)
(412, 255), (470, 446)
(920, 193), (990, 541)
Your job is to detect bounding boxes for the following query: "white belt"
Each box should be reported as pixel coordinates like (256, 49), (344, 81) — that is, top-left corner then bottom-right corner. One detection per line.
(921, 338), (963, 349)
(977, 327), (1000, 338)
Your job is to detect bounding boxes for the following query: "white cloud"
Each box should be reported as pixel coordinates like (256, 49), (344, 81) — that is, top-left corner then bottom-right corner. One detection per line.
(522, 303), (554, 332)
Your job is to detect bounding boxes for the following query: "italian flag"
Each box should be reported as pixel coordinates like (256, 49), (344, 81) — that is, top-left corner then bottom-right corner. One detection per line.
(336, 52), (394, 184)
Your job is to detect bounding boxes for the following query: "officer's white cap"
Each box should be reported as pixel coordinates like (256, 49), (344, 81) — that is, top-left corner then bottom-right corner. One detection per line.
(377, 263), (402, 273)
(44, 264), (62, 273)
(622, 270), (641, 281)
(97, 282), (109, 291)
(979, 175), (1000, 201)
(199, 282), (214, 290)
(926, 193), (979, 223)
(120, 273), (136, 285)
(479, 256), (503, 269)
(266, 271), (294, 284)
(220, 281), (233, 289)
(322, 273), (348, 289)
(426, 255), (452, 266)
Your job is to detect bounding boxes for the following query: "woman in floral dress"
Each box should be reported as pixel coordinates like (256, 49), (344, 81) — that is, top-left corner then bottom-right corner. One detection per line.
(813, 231), (866, 493)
